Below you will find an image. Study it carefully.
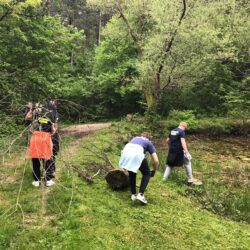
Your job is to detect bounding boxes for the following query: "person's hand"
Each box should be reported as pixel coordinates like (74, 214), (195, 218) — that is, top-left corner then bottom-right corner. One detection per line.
(150, 170), (156, 177)
(185, 152), (192, 161)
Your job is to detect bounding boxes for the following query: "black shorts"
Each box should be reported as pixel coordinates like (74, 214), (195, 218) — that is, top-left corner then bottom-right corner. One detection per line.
(167, 150), (184, 167)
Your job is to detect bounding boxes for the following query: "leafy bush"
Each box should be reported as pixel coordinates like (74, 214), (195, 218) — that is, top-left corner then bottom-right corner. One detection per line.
(0, 113), (21, 136)
(166, 110), (199, 130)
(165, 110), (250, 136)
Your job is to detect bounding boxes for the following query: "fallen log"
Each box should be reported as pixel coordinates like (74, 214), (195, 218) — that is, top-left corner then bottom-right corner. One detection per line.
(105, 169), (130, 190)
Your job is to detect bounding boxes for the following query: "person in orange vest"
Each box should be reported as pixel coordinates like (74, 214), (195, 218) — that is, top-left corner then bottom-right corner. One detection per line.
(29, 109), (56, 187)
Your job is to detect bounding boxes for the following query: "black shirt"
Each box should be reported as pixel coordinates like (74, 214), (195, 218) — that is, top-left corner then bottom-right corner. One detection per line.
(169, 127), (185, 151)
(35, 117), (53, 133)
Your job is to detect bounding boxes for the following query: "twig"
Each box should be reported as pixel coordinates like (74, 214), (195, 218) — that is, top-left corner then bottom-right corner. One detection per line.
(92, 169), (101, 178)
(82, 143), (116, 169)
(67, 177), (74, 214)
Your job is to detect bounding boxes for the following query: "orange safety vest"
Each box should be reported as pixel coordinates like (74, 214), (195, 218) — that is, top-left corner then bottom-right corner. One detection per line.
(29, 131), (53, 159)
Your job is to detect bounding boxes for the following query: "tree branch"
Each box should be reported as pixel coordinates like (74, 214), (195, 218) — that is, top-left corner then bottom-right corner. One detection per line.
(156, 0), (187, 88)
(0, 7), (12, 22)
(161, 58), (178, 90)
(116, 3), (142, 56)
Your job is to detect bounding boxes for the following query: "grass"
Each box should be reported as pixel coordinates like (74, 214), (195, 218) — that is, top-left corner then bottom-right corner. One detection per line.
(0, 123), (250, 249)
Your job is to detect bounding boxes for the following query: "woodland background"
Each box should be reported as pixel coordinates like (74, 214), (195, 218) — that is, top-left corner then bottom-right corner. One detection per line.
(0, 0), (249, 128)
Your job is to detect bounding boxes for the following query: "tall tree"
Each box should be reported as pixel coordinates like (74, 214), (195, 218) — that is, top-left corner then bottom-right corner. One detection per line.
(0, 7), (86, 112)
(0, 0), (42, 21)
(88, 0), (250, 115)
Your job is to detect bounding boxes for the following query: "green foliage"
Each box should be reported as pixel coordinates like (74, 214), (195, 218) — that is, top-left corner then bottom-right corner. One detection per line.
(1, 0), (250, 124)
(0, 5), (90, 119)
(166, 110), (199, 130)
(88, 0), (250, 118)
(165, 110), (250, 136)
(0, 113), (21, 136)
(225, 78), (250, 118)
(0, 0), (42, 19)
(91, 17), (143, 117)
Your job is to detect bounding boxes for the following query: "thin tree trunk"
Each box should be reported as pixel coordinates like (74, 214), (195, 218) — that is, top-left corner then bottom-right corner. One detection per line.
(98, 10), (102, 45)
(71, 49), (74, 66)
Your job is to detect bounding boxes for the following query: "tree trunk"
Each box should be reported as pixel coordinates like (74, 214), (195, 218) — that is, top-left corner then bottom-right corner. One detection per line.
(143, 76), (161, 114)
(105, 169), (129, 190)
(98, 10), (102, 45)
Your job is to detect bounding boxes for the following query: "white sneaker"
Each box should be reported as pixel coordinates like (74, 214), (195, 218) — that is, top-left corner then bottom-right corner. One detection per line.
(136, 193), (148, 204)
(32, 181), (40, 187)
(187, 178), (202, 186)
(131, 194), (136, 201)
(46, 180), (55, 187)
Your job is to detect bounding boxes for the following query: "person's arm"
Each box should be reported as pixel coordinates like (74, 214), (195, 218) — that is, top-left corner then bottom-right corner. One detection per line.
(51, 123), (56, 135)
(151, 152), (160, 171)
(181, 137), (192, 160)
(180, 137), (188, 154)
(25, 109), (32, 120)
(167, 137), (170, 145)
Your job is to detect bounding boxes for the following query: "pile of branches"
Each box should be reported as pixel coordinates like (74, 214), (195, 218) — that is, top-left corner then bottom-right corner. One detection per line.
(65, 141), (129, 190)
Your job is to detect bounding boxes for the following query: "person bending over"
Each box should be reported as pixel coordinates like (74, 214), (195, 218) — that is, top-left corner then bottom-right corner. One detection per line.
(119, 132), (159, 204)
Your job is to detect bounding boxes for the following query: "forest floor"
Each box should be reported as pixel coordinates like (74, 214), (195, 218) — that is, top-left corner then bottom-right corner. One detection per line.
(0, 122), (249, 250)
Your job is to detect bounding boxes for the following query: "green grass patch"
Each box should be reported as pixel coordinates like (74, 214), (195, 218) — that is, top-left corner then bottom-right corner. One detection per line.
(0, 121), (249, 249)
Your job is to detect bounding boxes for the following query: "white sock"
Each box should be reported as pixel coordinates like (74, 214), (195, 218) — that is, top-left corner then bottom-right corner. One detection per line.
(184, 161), (193, 179)
(163, 165), (172, 179)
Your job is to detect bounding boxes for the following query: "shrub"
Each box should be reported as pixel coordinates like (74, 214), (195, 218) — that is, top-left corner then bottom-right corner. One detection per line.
(164, 110), (250, 136)
(166, 110), (199, 130)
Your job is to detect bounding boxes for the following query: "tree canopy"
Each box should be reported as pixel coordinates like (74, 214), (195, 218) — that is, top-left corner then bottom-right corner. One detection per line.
(0, 0), (249, 121)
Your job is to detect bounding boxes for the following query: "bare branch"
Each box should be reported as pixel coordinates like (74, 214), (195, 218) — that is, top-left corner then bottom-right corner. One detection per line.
(161, 56), (178, 90)
(0, 9), (11, 22)
(116, 3), (142, 56)
(157, 0), (187, 88)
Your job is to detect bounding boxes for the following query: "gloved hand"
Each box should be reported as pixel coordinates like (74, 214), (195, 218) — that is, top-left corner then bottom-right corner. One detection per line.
(150, 170), (156, 177)
(185, 152), (192, 161)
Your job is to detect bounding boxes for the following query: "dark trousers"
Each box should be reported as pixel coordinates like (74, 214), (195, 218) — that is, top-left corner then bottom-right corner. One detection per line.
(50, 155), (56, 176)
(128, 158), (151, 194)
(32, 158), (54, 181)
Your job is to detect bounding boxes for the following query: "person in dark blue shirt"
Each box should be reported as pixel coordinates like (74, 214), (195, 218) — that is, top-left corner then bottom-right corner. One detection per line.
(163, 122), (201, 185)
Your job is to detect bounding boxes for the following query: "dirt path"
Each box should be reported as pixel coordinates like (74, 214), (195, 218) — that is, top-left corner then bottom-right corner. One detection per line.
(0, 123), (111, 229)
(60, 123), (111, 137)
(37, 123), (112, 227)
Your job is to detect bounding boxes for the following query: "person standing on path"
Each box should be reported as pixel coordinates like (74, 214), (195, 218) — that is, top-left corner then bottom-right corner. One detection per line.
(119, 132), (160, 204)
(47, 100), (60, 179)
(163, 122), (201, 185)
(29, 110), (56, 187)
